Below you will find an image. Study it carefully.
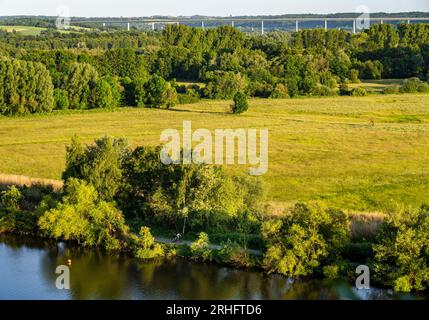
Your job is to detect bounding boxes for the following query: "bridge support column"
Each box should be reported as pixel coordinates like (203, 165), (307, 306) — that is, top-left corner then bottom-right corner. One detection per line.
(353, 19), (356, 34)
(324, 20), (328, 31)
(231, 20), (234, 27)
(127, 22), (130, 31)
(295, 20), (299, 32)
(152, 22), (155, 31)
(261, 20), (264, 35)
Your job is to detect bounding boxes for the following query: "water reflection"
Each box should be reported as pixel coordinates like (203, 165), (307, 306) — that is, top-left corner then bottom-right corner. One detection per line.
(0, 235), (426, 300)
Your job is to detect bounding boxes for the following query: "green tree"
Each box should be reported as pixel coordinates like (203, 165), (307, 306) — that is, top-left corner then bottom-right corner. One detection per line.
(62, 136), (129, 201)
(38, 178), (128, 251)
(190, 232), (212, 261)
(373, 206), (429, 292)
(261, 203), (349, 278)
(1, 186), (22, 212)
(231, 91), (248, 114)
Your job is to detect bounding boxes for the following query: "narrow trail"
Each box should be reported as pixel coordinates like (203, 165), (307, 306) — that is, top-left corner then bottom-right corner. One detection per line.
(155, 237), (262, 255)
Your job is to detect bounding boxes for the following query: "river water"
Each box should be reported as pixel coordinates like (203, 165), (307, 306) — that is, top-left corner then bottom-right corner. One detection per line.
(0, 234), (425, 300)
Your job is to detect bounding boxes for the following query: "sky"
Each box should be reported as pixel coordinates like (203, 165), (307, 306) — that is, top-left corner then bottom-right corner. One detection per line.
(0, 0), (428, 17)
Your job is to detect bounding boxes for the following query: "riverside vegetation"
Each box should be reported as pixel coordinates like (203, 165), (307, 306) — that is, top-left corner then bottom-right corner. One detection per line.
(0, 135), (428, 293)
(1, 21), (429, 293)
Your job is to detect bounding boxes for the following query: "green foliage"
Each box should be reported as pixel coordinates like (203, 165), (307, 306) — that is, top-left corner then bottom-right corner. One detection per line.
(204, 71), (247, 99)
(131, 226), (164, 259)
(261, 203), (349, 278)
(143, 75), (177, 108)
(231, 91), (248, 114)
(62, 62), (99, 109)
(0, 57), (54, 115)
(53, 88), (70, 110)
(215, 239), (251, 267)
(190, 232), (212, 261)
(269, 83), (289, 99)
(373, 206), (429, 292)
(1, 186), (22, 212)
(38, 178), (128, 251)
(63, 135), (129, 201)
(400, 78), (429, 93)
(351, 87), (368, 97)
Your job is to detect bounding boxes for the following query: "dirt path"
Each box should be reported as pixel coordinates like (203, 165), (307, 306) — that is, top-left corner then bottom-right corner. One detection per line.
(155, 237), (262, 255)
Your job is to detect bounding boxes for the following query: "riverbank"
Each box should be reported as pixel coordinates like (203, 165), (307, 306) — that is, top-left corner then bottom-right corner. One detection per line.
(1, 233), (425, 300)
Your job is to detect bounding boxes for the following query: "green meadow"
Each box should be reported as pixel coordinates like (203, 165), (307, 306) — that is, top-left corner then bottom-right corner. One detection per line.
(1, 94), (429, 213)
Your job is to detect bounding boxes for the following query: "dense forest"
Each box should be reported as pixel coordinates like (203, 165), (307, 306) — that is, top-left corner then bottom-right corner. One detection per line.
(1, 23), (429, 115)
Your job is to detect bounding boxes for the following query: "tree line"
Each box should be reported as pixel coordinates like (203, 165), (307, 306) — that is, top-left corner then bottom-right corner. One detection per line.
(1, 23), (429, 115)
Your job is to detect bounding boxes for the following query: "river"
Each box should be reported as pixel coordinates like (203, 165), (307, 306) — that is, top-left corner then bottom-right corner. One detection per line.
(0, 234), (425, 300)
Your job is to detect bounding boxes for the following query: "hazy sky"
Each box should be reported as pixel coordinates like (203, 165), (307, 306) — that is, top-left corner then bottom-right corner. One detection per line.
(0, 0), (428, 17)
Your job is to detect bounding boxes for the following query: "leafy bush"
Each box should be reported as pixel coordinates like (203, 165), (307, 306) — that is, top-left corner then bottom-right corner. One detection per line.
(62, 135), (129, 202)
(231, 91), (248, 114)
(144, 75), (177, 108)
(351, 87), (368, 97)
(261, 203), (349, 278)
(383, 85), (400, 94)
(38, 178), (129, 251)
(215, 239), (251, 267)
(132, 226), (164, 259)
(400, 77), (429, 93)
(53, 88), (70, 110)
(269, 83), (289, 99)
(190, 232), (212, 261)
(1, 186), (22, 212)
(373, 206), (429, 292)
(203, 71), (247, 99)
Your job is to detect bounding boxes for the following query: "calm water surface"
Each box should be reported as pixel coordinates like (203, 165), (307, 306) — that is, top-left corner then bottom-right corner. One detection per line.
(0, 234), (424, 300)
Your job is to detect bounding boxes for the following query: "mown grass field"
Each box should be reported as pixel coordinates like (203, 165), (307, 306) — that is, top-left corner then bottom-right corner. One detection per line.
(1, 94), (429, 213)
(0, 25), (92, 35)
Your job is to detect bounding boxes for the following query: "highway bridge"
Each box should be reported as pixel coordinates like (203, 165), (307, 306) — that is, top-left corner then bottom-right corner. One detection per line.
(69, 16), (429, 33)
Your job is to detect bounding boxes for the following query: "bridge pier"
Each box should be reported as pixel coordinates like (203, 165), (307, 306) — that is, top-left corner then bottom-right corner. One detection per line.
(353, 19), (356, 34)
(127, 22), (130, 31)
(295, 20), (299, 32)
(261, 20), (264, 35)
(324, 19), (328, 31)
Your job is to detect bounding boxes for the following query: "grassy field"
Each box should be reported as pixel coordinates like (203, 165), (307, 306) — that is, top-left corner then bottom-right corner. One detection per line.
(1, 94), (429, 213)
(349, 79), (405, 93)
(0, 25), (93, 35)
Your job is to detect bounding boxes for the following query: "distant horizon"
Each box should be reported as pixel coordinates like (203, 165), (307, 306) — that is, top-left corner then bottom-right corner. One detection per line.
(1, 11), (429, 19)
(0, 0), (428, 18)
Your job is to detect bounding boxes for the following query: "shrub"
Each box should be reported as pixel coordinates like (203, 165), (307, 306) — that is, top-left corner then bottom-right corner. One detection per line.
(400, 78), (429, 93)
(216, 239), (251, 267)
(1, 186), (22, 212)
(53, 88), (70, 110)
(261, 203), (349, 278)
(38, 178), (129, 251)
(62, 135), (129, 202)
(231, 92), (248, 114)
(349, 69), (360, 84)
(314, 85), (337, 96)
(190, 232), (212, 261)
(269, 83), (289, 99)
(133, 226), (164, 259)
(373, 206), (429, 292)
(203, 71), (247, 99)
(383, 85), (400, 94)
(144, 75), (177, 108)
(351, 87), (368, 97)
